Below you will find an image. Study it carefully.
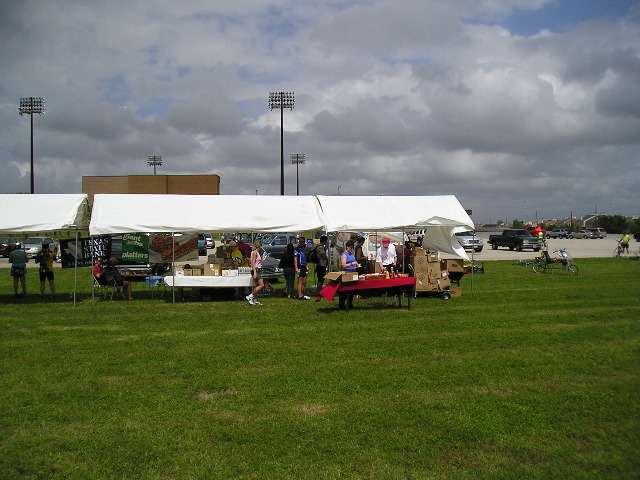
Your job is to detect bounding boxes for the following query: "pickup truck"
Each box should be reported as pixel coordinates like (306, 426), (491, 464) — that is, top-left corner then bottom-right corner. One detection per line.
(261, 234), (315, 260)
(488, 229), (542, 251)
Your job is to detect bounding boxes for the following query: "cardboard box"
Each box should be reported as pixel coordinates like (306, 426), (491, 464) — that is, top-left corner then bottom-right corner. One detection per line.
(440, 259), (464, 273)
(204, 263), (222, 277)
(449, 286), (462, 297)
(325, 271), (359, 283)
(184, 269), (193, 276)
(222, 269), (239, 277)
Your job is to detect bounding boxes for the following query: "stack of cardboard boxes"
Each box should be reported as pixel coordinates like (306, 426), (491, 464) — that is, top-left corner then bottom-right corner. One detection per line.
(410, 247), (461, 296)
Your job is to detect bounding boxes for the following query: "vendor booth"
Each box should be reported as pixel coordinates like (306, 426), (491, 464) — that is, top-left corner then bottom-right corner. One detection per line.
(0, 194), (90, 306)
(88, 194), (474, 303)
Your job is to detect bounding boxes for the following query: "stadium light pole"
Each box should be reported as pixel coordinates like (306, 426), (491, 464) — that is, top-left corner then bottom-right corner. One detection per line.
(18, 97), (45, 194)
(268, 92), (294, 195)
(289, 153), (306, 196)
(147, 155), (162, 175)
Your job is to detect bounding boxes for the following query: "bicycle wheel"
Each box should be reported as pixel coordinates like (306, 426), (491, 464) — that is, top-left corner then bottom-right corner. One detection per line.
(567, 264), (578, 276)
(532, 261), (545, 274)
(613, 247), (621, 257)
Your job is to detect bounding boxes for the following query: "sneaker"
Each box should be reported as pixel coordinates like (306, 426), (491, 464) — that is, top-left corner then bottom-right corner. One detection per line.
(246, 294), (254, 303)
(300, 295), (310, 300)
(253, 299), (262, 305)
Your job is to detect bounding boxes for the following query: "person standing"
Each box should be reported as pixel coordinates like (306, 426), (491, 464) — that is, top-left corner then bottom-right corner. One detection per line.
(620, 232), (630, 255)
(247, 240), (265, 305)
(338, 240), (358, 310)
(376, 237), (397, 275)
(376, 237), (397, 307)
(354, 236), (368, 274)
(294, 237), (310, 300)
(9, 244), (28, 298)
(279, 243), (296, 299)
(37, 241), (56, 299)
(314, 236), (329, 300)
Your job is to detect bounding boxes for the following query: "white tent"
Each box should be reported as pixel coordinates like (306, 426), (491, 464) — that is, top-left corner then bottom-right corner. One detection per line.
(89, 194), (473, 259)
(0, 194), (89, 232)
(89, 194), (326, 235)
(316, 195), (474, 259)
(0, 194), (90, 306)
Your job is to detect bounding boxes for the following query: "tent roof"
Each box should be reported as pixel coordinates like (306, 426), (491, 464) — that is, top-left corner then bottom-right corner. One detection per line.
(89, 194), (326, 235)
(89, 193), (474, 259)
(0, 194), (89, 233)
(316, 195), (473, 232)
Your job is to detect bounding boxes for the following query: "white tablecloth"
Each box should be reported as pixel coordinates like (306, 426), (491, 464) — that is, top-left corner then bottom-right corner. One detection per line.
(164, 275), (253, 288)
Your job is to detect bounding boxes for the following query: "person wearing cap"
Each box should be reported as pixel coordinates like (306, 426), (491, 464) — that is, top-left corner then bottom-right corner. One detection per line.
(103, 257), (134, 300)
(376, 237), (397, 275)
(376, 237), (398, 307)
(37, 241), (56, 299)
(228, 241), (249, 268)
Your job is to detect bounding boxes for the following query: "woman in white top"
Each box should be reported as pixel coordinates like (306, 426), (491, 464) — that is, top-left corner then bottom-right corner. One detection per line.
(247, 240), (265, 305)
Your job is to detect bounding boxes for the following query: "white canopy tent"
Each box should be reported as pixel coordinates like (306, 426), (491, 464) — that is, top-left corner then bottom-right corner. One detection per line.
(89, 194), (326, 235)
(0, 194), (90, 306)
(316, 195), (474, 260)
(89, 194), (473, 259)
(0, 194), (89, 232)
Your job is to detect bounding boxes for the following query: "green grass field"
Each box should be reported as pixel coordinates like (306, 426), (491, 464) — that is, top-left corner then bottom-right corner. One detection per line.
(1, 258), (638, 479)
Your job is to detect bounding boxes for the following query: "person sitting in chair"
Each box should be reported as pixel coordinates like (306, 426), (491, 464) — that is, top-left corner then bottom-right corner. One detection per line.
(103, 257), (133, 300)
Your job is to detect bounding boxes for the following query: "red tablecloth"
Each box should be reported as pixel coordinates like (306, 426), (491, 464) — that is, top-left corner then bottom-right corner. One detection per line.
(319, 277), (417, 302)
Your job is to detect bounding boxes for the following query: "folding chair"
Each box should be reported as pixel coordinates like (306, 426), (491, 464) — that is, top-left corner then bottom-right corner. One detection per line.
(93, 276), (107, 299)
(104, 274), (126, 300)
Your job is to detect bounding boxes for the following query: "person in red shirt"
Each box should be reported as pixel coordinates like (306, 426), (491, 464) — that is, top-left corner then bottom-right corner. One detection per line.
(93, 256), (106, 285)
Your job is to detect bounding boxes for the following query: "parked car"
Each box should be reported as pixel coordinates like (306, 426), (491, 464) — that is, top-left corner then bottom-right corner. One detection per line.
(23, 236), (58, 259)
(569, 230), (592, 239)
(585, 228), (607, 239)
(454, 231), (483, 252)
(0, 237), (22, 257)
(203, 233), (215, 249)
(634, 232), (640, 242)
(408, 230), (426, 246)
(197, 233), (207, 256)
(547, 229), (570, 239)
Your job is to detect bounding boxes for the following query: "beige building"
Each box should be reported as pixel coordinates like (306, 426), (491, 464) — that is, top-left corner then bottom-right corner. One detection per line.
(82, 174), (220, 204)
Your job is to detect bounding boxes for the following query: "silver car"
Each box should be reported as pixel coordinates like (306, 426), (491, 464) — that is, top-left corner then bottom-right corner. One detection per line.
(455, 231), (483, 252)
(24, 236), (58, 259)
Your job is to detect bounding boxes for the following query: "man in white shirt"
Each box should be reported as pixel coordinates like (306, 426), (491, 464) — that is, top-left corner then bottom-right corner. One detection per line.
(376, 237), (397, 275)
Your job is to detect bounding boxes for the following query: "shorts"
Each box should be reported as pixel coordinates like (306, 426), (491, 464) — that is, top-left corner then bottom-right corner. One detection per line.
(316, 265), (327, 282)
(10, 266), (26, 277)
(298, 267), (308, 278)
(39, 271), (55, 281)
(251, 269), (263, 281)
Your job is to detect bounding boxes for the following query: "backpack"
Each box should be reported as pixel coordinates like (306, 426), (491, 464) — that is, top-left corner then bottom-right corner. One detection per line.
(308, 245), (320, 263)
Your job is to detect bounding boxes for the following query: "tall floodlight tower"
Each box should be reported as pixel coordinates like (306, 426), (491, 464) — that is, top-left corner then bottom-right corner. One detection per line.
(268, 92), (295, 195)
(147, 155), (163, 175)
(18, 97), (45, 194)
(289, 153), (306, 196)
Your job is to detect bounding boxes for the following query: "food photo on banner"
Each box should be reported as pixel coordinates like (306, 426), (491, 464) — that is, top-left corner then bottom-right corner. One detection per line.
(148, 233), (198, 263)
(61, 236), (111, 269)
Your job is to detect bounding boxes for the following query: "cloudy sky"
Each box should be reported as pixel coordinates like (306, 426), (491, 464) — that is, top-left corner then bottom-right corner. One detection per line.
(1, 0), (638, 224)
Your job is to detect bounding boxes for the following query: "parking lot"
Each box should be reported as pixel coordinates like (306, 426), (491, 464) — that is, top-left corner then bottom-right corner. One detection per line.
(454, 232), (630, 261)
(0, 232), (632, 269)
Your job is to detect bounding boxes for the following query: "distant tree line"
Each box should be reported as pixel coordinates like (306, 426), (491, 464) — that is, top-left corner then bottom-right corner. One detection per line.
(506, 215), (639, 234)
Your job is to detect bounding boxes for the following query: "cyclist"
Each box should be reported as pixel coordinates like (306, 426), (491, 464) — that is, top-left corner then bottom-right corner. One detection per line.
(619, 233), (630, 255)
